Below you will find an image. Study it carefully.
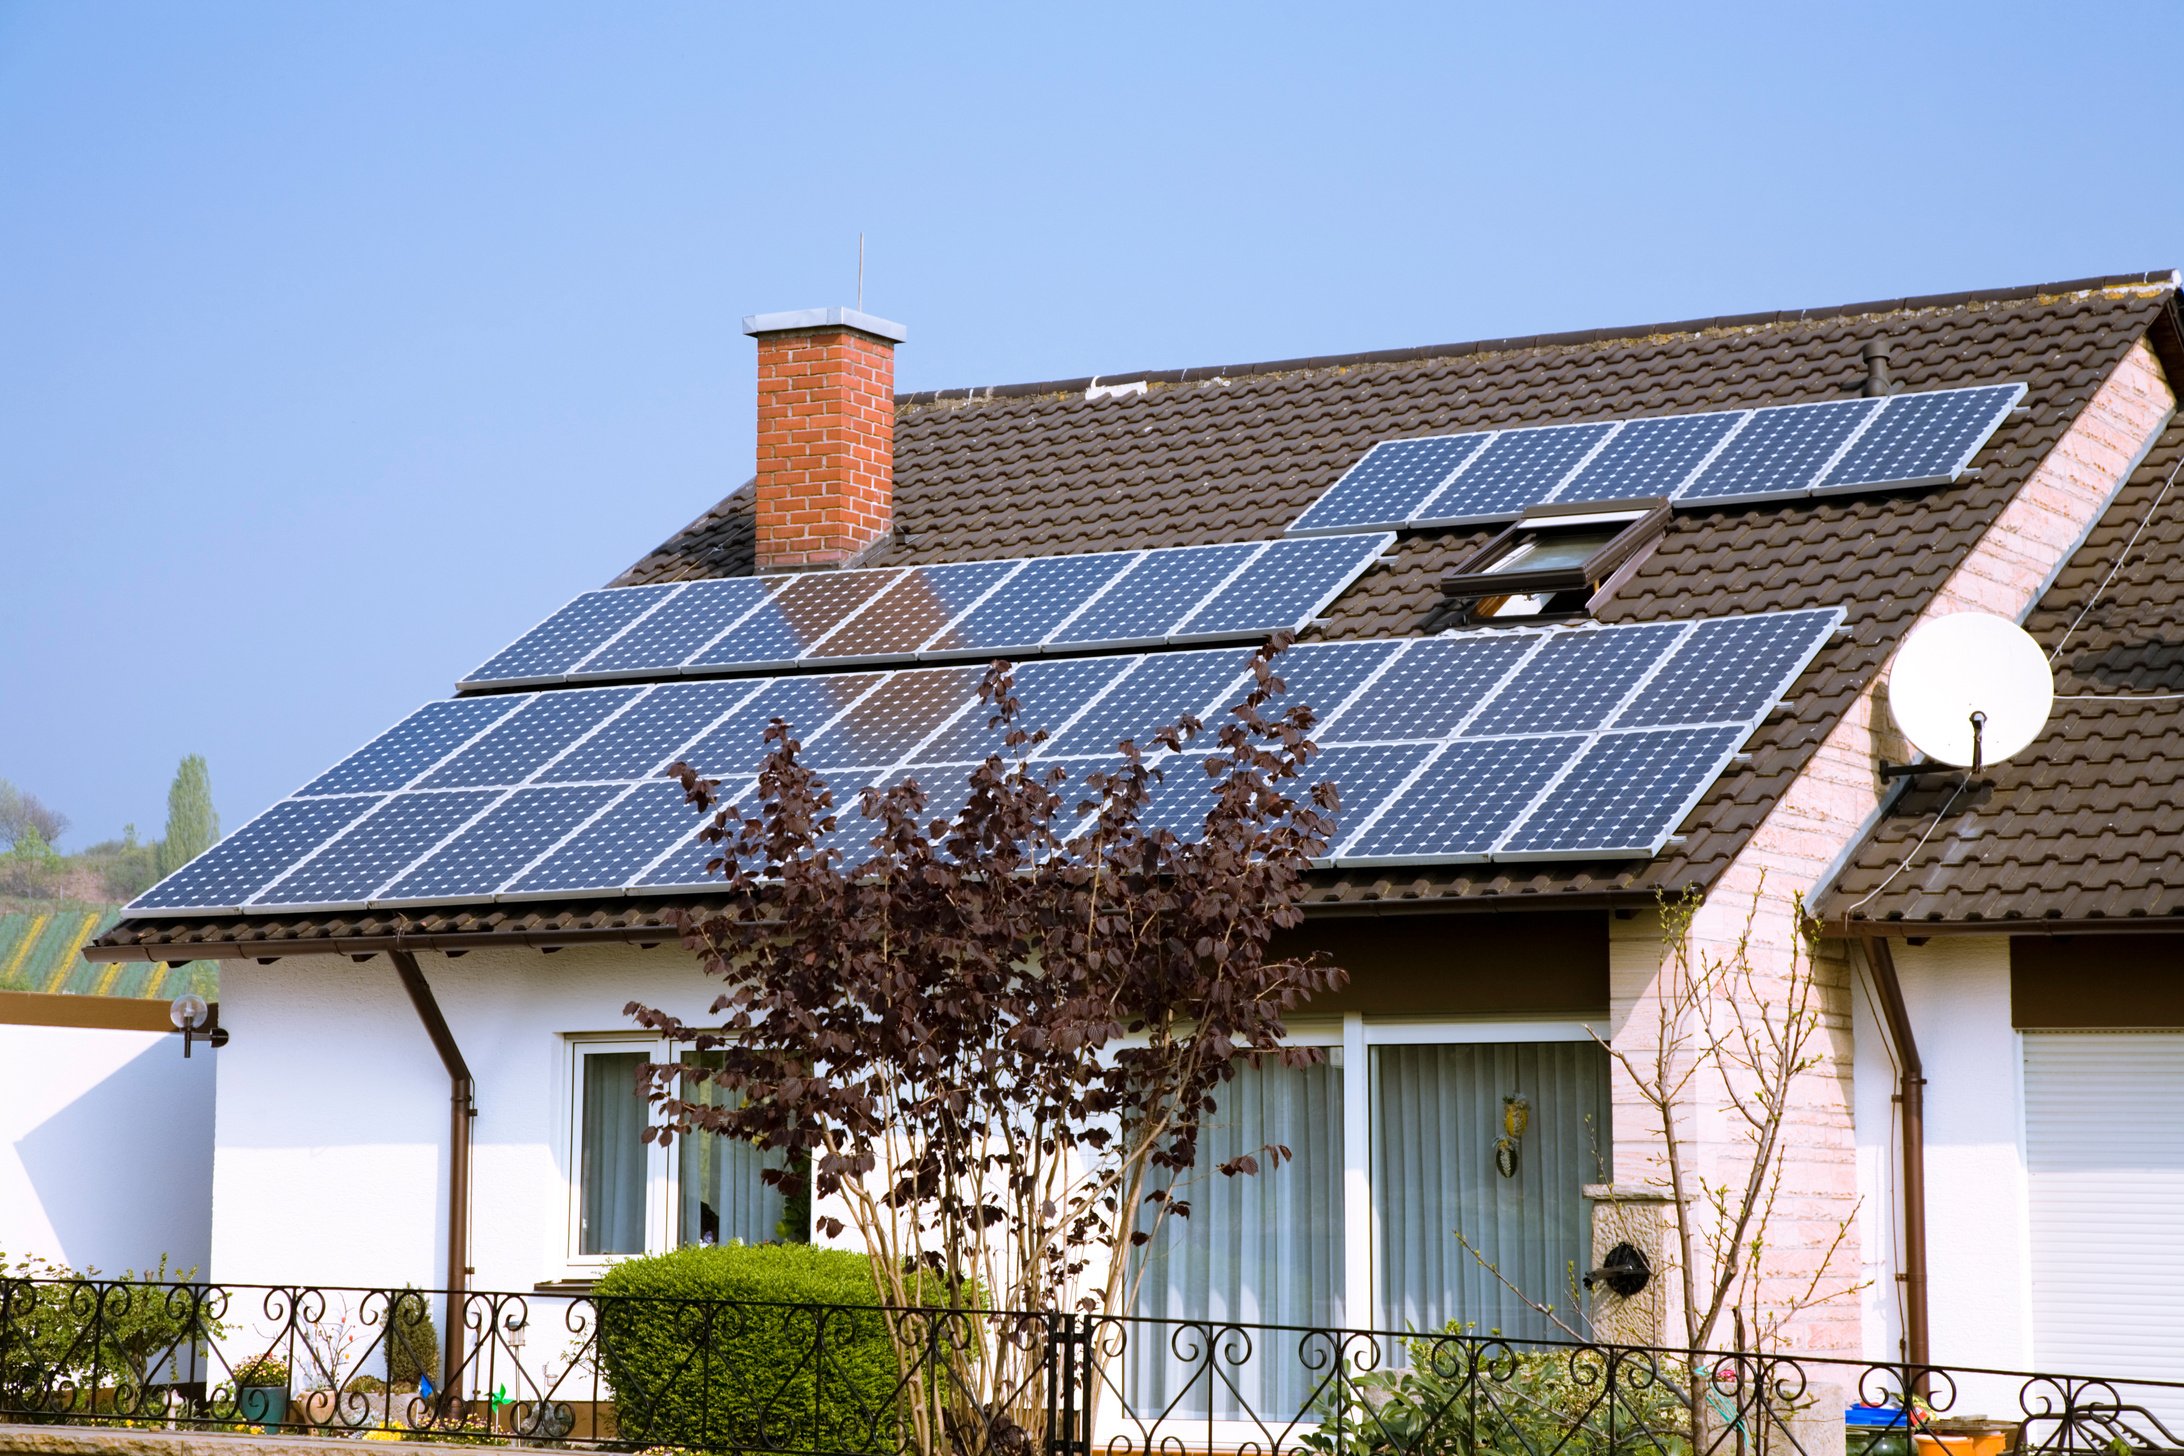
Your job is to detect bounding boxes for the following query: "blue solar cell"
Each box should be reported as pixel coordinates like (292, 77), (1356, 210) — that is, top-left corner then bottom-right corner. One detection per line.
(1255, 640), (1405, 732)
(685, 568), (905, 670)
(1678, 398), (1881, 504)
(251, 789), (500, 908)
(463, 585), (680, 686)
(1818, 384), (2022, 492)
(509, 780), (719, 895)
(633, 779), (766, 889)
(908, 656), (1136, 763)
(816, 767), (980, 872)
(1046, 543), (1261, 649)
(808, 560), (1023, 662)
(1318, 636), (1535, 743)
(416, 686), (644, 789)
(1289, 434), (1493, 535)
(1417, 423), (1617, 524)
(1464, 623), (1687, 737)
(1340, 737), (1583, 862)
(575, 579), (777, 677)
(1137, 753), (1223, 838)
(676, 675), (878, 778)
(1303, 742), (1437, 847)
(1498, 726), (1743, 857)
(129, 796), (383, 912)
(1173, 535), (1390, 643)
(379, 784), (625, 903)
(538, 680), (764, 784)
(1554, 412), (1745, 504)
(1615, 610), (1838, 728)
(932, 552), (1140, 657)
(299, 696), (531, 797)
(803, 665), (988, 769)
(1041, 649), (1255, 756)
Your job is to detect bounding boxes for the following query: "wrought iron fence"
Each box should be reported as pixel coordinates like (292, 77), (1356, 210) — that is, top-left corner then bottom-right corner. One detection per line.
(1, 1277), (2180, 1456)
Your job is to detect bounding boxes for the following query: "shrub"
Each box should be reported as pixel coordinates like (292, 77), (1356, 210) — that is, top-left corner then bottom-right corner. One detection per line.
(594, 1244), (912, 1454)
(0, 1251), (217, 1402)
(385, 1287), (439, 1390)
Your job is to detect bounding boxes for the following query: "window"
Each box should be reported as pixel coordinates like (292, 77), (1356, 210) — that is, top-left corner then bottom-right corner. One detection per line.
(1442, 501), (1668, 622)
(568, 1038), (807, 1268)
(1124, 1019), (1608, 1421)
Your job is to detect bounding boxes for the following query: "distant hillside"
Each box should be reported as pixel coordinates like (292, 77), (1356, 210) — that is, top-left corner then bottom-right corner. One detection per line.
(0, 902), (216, 1001)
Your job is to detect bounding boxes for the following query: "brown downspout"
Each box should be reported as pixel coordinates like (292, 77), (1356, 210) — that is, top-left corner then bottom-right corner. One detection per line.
(392, 950), (474, 1405)
(1858, 932), (1929, 1371)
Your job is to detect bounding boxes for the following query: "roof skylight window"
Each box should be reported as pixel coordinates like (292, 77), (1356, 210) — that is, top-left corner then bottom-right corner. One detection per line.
(1443, 500), (1668, 623)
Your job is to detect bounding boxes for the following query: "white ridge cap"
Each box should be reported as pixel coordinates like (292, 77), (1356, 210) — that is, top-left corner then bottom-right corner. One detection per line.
(740, 307), (908, 343)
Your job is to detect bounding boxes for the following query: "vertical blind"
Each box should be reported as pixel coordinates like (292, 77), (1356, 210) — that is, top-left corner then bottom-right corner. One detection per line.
(1371, 1041), (1608, 1341)
(677, 1055), (795, 1246)
(1128, 1052), (1346, 1419)
(578, 1051), (648, 1255)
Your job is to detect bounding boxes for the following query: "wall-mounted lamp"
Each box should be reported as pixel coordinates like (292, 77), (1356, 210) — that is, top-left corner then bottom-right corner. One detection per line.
(170, 994), (228, 1058)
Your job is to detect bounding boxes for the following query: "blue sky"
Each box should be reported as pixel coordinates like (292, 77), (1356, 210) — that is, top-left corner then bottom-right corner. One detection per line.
(4, 2), (2180, 851)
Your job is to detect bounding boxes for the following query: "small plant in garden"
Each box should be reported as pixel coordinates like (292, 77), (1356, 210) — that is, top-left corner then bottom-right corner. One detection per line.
(0, 1251), (219, 1406)
(384, 1287), (439, 1391)
(232, 1355), (290, 1388)
(630, 640), (1348, 1456)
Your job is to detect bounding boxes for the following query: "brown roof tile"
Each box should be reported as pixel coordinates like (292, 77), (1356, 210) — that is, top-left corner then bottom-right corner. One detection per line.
(95, 278), (2178, 958)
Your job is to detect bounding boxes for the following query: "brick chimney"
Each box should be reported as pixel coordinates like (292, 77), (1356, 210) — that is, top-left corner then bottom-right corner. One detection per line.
(742, 307), (908, 572)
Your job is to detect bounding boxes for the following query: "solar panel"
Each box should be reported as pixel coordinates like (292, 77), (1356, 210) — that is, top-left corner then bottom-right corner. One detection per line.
(1318, 636), (1536, 743)
(575, 579), (776, 679)
(932, 551), (1139, 657)
(129, 796), (382, 912)
(1416, 423), (1617, 526)
(1675, 398), (1882, 506)
(539, 680), (762, 783)
(299, 696), (531, 797)
(1497, 726), (1744, 858)
(1614, 609), (1838, 728)
(129, 610), (1844, 915)
(1046, 543), (1263, 649)
(807, 559), (1022, 664)
(1337, 737), (1583, 863)
(416, 686), (644, 789)
(379, 784), (625, 905)
(252, 790), (501, 909)
(1039, 648), (1255, 757)
(461, 584), (681, 689)
(1817, 383), (2024, 493)
(685, 568), (905, 672)
(1463, 623), (1689, 737)
(1288, 433), (1492, 536)
(1171, 535), (1392, 644)
(1551, 411), (1744, 504)
(1287, 384), (2018, 534)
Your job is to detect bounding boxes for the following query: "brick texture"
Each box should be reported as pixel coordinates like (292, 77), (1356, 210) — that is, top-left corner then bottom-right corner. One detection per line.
(750, 325), (897, 571)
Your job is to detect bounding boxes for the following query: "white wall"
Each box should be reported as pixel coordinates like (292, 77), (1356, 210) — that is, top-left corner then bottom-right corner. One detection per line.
(208, 943), (733, 1294)
(0, 1021), (215, 1276)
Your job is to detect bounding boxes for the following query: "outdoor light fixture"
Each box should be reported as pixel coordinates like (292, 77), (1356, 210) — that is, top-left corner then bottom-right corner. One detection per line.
(1584, 1242), (1653, 1299)
(169, 994), (228, 1058)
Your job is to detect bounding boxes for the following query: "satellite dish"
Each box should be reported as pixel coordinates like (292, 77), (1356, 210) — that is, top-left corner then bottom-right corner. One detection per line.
(1886, 612), (2054, 771)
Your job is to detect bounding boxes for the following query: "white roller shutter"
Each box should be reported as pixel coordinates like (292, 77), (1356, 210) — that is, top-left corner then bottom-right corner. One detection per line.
(2022, 1032), (2184, 1418)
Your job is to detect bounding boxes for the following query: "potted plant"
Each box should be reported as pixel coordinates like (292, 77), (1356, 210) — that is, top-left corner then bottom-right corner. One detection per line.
(232, 1355), (291, 1428)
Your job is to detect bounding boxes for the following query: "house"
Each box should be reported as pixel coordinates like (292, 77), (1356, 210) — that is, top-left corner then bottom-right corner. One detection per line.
(84, 274), (2184, 1394)
(2, 904), (217, 1276)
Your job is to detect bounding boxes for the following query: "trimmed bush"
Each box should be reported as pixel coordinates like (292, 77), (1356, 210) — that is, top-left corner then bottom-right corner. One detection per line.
(384, 1287), (438, 1390)
(594, 1245), (908, 1454)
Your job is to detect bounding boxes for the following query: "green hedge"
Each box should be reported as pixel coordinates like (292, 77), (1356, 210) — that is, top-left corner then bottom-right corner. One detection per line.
(594, 1245), (909, 1454)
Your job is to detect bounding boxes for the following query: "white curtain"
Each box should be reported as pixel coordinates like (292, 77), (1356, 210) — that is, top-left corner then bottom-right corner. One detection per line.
(578, 1051), (649, 1256)
(676, 1059), (796, 1245)
(1371, 1042), (1607, 1341)
(1128, 1052), (1345, 1420)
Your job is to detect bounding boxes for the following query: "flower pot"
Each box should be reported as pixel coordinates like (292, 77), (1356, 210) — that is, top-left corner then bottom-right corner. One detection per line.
(237, 1385), (289, 1427)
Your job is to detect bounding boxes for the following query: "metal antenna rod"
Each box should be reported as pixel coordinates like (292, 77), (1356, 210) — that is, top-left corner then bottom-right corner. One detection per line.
(858, 233), (865, 312)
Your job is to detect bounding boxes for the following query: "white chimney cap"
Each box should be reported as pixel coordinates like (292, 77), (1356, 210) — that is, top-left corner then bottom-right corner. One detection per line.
(741, 307), (907, 343)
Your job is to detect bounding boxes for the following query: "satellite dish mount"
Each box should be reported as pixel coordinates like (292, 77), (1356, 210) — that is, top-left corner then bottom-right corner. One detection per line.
(1880, 709), (1986, 781)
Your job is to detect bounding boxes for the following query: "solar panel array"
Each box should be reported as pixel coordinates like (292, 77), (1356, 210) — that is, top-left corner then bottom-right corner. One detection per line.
(460, 535), (1394, 690)
(126, 608), (1841, 915)
(1287, 383), (2025, 535)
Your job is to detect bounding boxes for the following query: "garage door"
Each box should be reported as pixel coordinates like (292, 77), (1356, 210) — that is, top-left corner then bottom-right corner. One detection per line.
(2022, 1032), (2184, 1421)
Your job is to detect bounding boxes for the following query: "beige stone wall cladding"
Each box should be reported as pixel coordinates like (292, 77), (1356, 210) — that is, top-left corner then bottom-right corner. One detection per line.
(1604, 339), (2175, 1359)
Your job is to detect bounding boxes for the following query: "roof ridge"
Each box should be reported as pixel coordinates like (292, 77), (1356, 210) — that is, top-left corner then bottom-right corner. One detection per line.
(899, 269), (2180, 407)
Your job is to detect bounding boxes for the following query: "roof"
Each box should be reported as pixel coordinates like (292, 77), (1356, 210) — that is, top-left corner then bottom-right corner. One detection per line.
(2, 904), (216, 996)
(93, 273), (2184, 960)
(1825, 405), (2184, 928)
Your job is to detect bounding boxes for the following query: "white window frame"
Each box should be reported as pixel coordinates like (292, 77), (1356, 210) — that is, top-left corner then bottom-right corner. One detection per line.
(563, 1034), (672, 1273)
